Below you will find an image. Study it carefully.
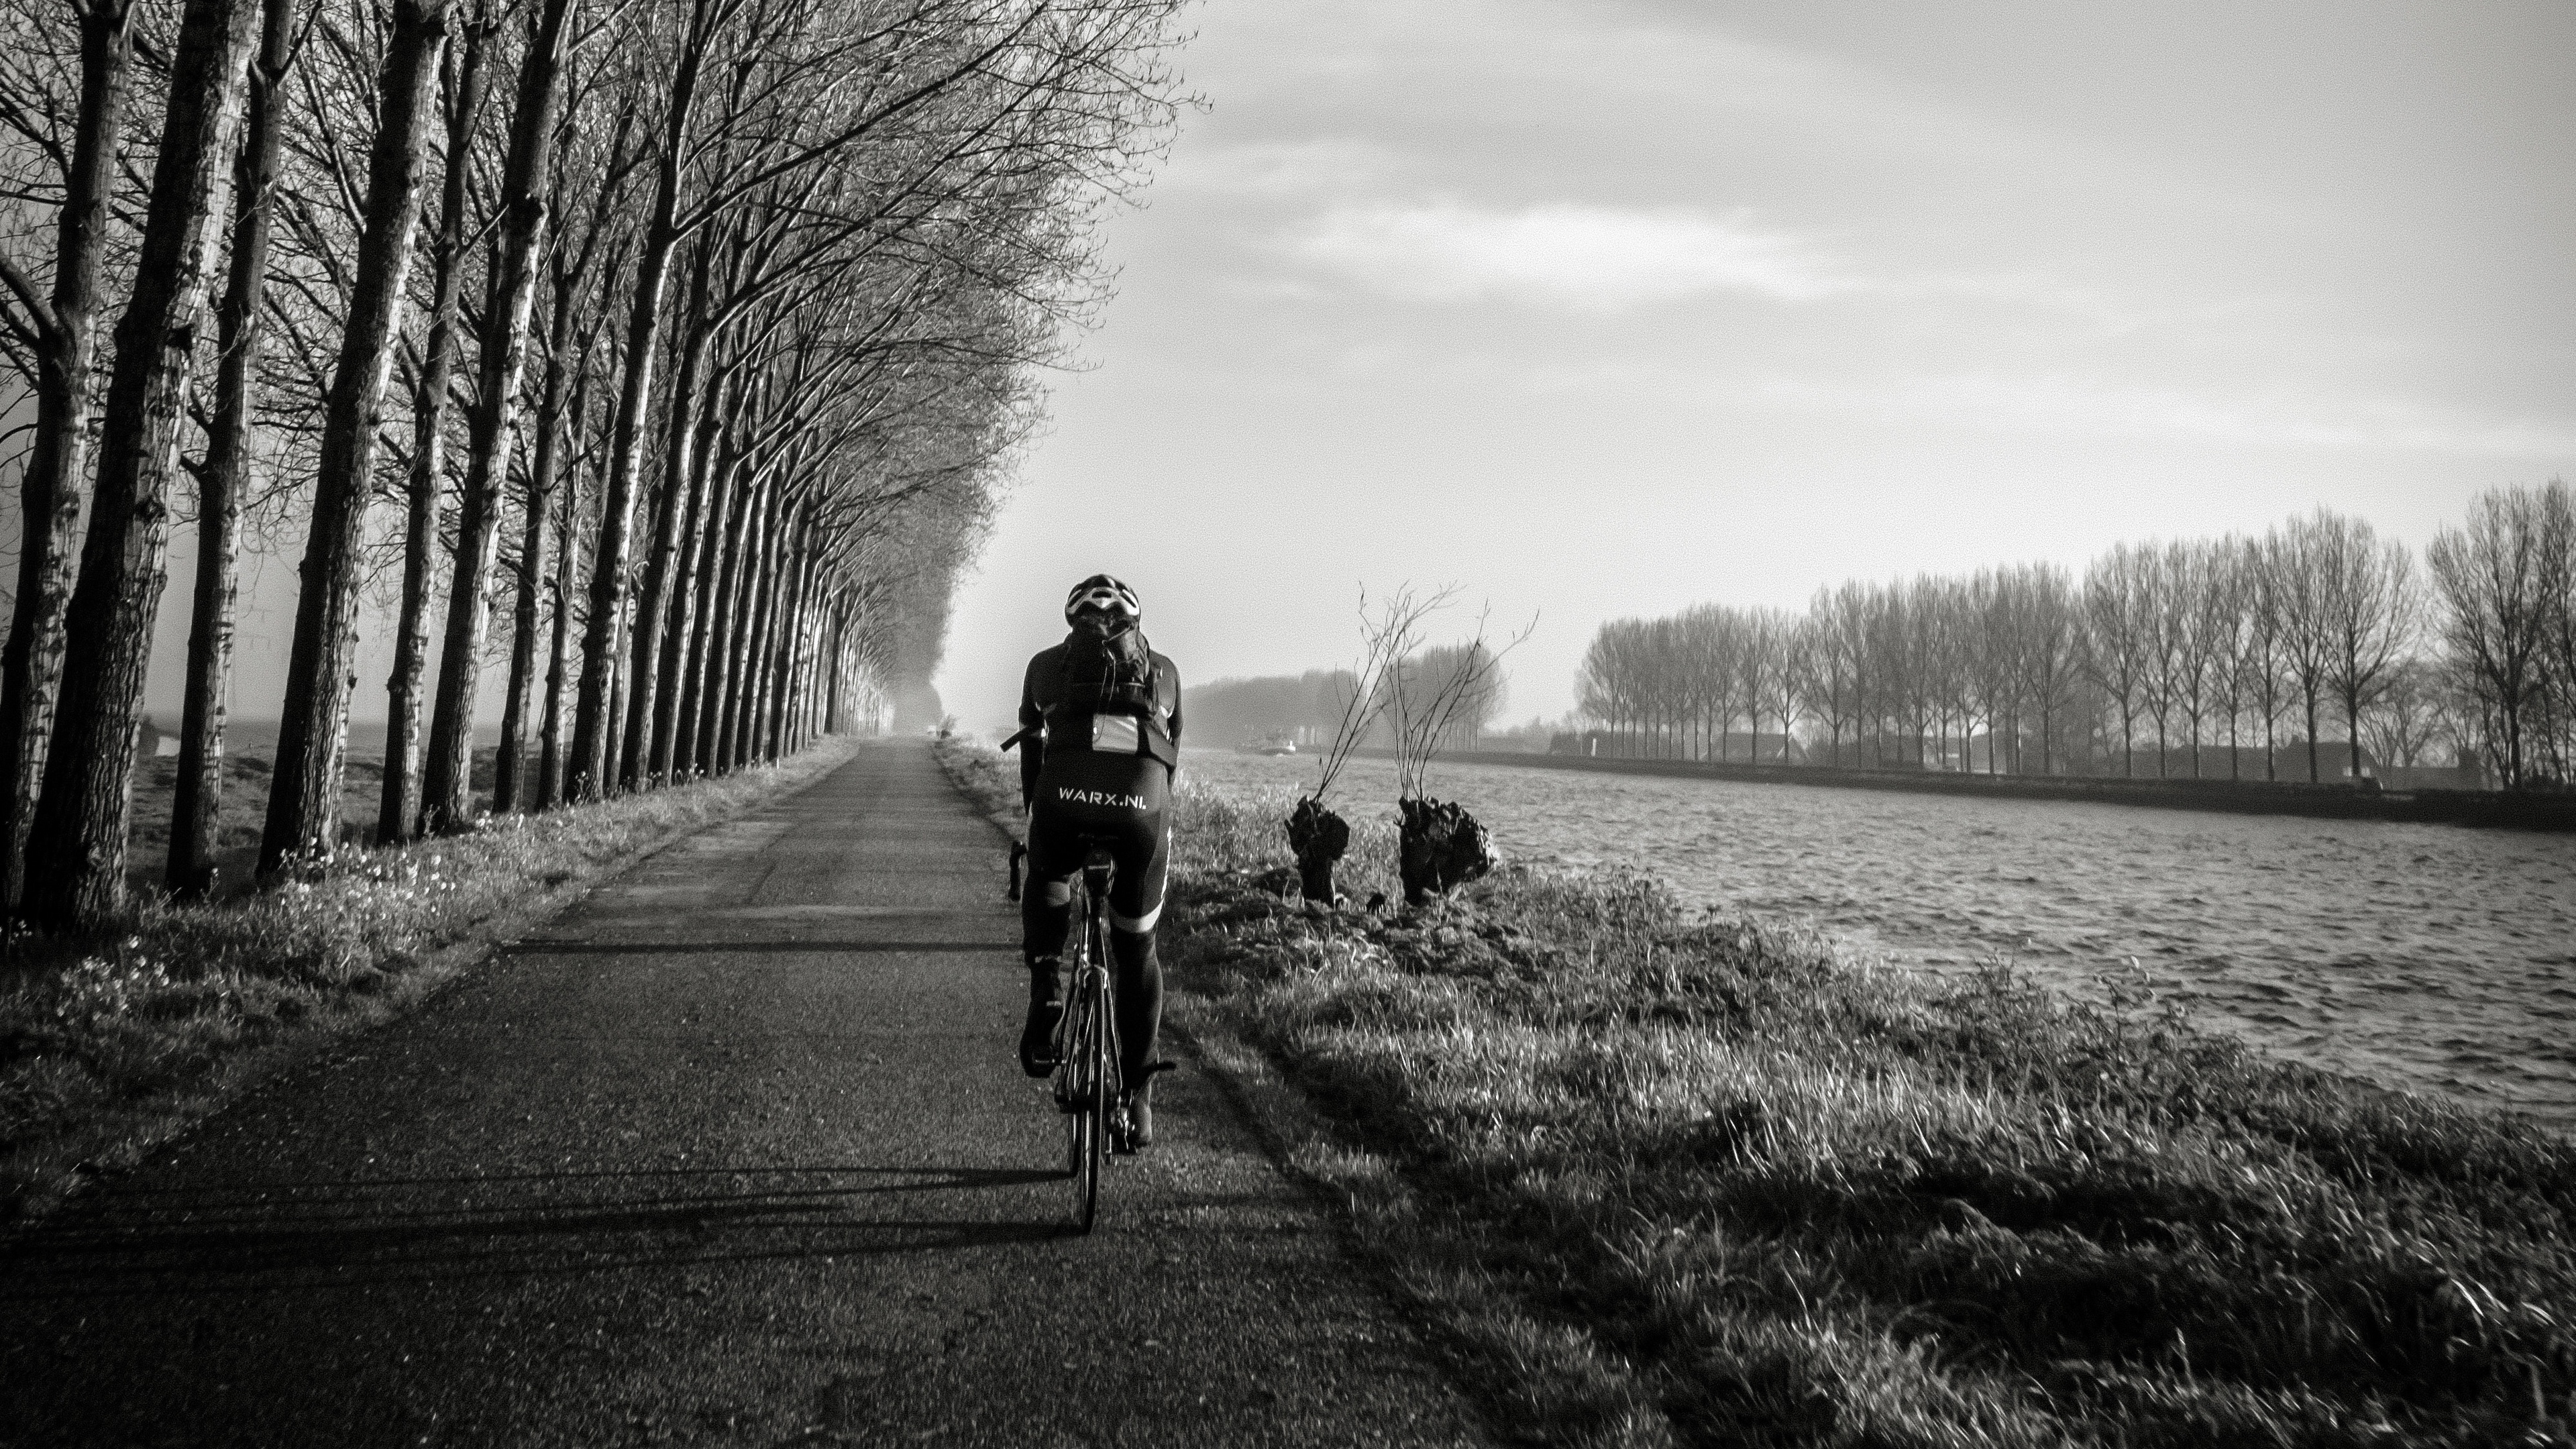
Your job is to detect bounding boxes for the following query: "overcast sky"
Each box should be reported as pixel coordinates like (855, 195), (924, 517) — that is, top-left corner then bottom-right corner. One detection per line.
(934, 0), (2575, 735)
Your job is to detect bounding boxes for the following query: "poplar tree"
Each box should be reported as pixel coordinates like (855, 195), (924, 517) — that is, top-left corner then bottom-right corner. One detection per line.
(260, 0), (456, 874)
(379, 16), (490, 845)
(21, 0), (265, 926)
(168, 0), (301, 899)
(0, 0), (145, 908)
(421, 0), (579, 830)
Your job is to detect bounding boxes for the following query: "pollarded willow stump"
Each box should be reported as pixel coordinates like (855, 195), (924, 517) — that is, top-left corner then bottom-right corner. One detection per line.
(1285, 795), (1351, 904)
(1397, 796), (1496, 906)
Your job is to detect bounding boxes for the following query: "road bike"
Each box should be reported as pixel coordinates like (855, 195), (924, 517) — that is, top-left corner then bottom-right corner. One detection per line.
(1051, 843), (1121, 1233)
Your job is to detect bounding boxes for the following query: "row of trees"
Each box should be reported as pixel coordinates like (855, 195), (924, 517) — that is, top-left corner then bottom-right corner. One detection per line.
(1575, 489), (2576, 790)
(0, 0), (1186, 926)
(2427, 484), (2576, 788)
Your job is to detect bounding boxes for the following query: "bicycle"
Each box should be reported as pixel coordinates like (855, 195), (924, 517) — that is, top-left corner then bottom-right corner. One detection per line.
(1051, 843), (1121, 1233)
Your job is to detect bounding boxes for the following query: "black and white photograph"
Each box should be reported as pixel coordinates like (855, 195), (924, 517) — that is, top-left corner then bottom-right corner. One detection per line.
(1, 0), (2571, 1443)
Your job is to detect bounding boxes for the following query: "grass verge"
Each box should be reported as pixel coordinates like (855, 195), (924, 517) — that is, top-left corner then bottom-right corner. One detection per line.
(936, 737), (2576, 1448)
(0, 736), (859, 1222)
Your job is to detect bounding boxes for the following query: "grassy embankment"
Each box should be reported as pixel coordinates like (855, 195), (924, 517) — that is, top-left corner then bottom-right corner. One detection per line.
(938, 737), (2576, 1448)
(1, 737), (859, 1222)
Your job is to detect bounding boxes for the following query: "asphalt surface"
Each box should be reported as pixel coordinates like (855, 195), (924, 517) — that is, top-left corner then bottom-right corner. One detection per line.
(1, 740), (1490, 1447)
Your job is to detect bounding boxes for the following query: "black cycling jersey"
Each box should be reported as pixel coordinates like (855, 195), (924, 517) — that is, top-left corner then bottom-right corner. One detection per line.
(1016, 635), (1183, 802)
(1018, 633), (1182, 1091)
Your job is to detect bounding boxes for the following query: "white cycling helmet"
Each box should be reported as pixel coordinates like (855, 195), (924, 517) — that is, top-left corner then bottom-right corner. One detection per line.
(1065, 574), (1140, 625)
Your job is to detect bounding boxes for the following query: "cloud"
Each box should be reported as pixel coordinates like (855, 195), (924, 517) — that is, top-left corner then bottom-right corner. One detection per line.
(1746, 372), (2576, 458)
(1169, 139), (1399, 198)
(1287, 201), (1849, 311)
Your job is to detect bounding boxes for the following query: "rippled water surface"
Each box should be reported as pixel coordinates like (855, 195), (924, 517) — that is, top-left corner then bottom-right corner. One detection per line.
(1185, 750), (2576, 1128)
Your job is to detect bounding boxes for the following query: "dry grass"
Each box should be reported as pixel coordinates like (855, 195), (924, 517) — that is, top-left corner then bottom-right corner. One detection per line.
(936, 739), (2576, 1447)
(0, 737), (859, 1220)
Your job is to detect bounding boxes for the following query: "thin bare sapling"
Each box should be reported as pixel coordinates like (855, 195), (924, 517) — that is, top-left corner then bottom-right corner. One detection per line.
(1283, 590), (1399, 904)
(1377, 588), (1528, 905)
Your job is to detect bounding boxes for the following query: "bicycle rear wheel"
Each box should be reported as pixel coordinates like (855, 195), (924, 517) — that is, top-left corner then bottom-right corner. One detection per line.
(1070, 971), (1110, 1232)
(1063, 1031), (1091, 1179)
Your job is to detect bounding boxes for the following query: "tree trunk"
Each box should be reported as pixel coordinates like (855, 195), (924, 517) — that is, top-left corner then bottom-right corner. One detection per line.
(536, 423), (583, 811)
(821, 596), (845, 734)
(769, 504), (814, 762)
(765, 511), (815, 762)
(166, 0), (293, 901)
(619, 250), (715, 790)
(731, 493), (783, 770)
(564, 252), (656, 802)
(568, 36), (706, 802)
(424, 0), (572, 831)
(492, 432), (549, 816)
(493, 275), (576, 812)
(260, 0), (453, 875)
(670, 399), (741, 777)
(791, 547), (824, 752)
(21, 0), (261, 927)
(647, 355), (727, 780)
(702, 464), (761, 773)
(379, 443), (439, 842)
(824, 597), (844, 737)
(380, 22), (489, 845)
(2318, 686), (2339, 778)
(709, 475), (768, 773)
(1, 0), (140, 912)
(743, 523), (783, 766)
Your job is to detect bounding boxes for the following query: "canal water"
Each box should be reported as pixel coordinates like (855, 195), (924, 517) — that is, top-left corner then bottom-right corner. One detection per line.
(1183, 748), (2576, 1130)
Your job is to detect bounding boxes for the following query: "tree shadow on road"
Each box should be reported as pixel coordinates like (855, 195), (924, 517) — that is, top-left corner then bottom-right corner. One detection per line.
(1, 1164), (1075, 1300)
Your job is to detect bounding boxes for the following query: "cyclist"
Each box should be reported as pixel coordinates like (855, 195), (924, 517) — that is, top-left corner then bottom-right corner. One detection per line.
(1011, 574), (1183, 1151)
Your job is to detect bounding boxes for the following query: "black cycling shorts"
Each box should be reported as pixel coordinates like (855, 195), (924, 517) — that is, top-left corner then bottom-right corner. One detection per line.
(1025, 747), (1170, 932)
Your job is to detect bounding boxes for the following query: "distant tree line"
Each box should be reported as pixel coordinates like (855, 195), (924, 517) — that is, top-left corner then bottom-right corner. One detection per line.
(0, 0), (1185, 927)
(1183, 644), (1509, 756)
(1574, 487), (2576, 790)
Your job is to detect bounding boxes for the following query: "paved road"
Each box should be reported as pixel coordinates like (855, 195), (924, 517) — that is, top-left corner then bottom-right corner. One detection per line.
(1, 741), (1488, 1448)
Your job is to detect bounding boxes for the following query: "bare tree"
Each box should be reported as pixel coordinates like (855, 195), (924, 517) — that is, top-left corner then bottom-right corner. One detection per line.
(2009, 562), (2082, 775)
(2269, 517), (2339, 783)
(2538, 482), (2576, 780)
(1798, 588), (1860, 766)
(1965, 570), (2015, 773)
(21, 0), (265, 926)
(2207, 537), (2257, 781)
(421, 0), (584, 831)
(1369, 586), (1524, 904)
(260, 0), (456, 873)
(2082, 545), (2151, 777)
(2359, 657), (2448, 777)
(0, 0), (146, 908)
(1738, 607), (1778, 764)
(1289, 607), (1388, 892)
(378, 15), (491, 845)
(166, 0), (301, 899)
(2313, 508), (2419, 782)
(2428, 486), (2553, 787)
(2241, 535), (2292, 780)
